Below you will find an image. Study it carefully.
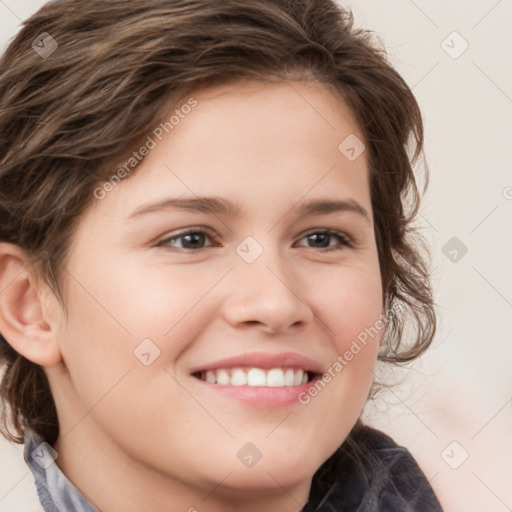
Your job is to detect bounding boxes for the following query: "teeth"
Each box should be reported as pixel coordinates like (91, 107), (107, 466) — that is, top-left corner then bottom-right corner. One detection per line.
(247, 368), (266, 386)
(217, 369), (230, 386)
(267, 369), (285, 387)
(199, 367), (311, 387)
(231, 368), (247, 386)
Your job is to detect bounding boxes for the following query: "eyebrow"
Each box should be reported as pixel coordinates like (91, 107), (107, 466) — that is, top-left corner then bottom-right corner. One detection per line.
(128, 196), (371, 222)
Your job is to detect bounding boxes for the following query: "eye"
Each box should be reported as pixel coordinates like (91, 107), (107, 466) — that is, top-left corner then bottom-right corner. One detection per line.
(295, 230), (352, 251)
(156, 228), (217, 250)
(155, 228), (352, 252)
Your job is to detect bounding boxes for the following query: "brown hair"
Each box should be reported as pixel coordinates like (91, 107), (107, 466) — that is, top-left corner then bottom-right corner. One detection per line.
(0, 0), (435, 445)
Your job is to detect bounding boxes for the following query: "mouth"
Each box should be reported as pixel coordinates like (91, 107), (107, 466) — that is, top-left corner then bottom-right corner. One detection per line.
(189, 353), (322, 406)
(192, 367), (317, 387)
(189, 351), (322, 392)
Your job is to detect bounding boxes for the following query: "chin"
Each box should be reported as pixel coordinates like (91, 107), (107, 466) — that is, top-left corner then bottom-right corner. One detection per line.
(209, 444), (325, 492)
(213, 463), (314, 494)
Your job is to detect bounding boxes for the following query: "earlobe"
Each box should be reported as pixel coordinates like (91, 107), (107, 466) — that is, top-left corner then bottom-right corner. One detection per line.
(0, 243), (62, 366)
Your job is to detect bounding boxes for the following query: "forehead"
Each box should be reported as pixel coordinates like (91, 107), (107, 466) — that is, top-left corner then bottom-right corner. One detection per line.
(88, 79), (370, 222)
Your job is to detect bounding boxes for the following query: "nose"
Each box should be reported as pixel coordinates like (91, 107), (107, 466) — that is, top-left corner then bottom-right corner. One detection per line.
(220, 251), (314, 335)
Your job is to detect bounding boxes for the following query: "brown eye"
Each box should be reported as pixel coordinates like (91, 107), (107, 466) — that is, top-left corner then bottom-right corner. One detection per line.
(157, 229), (216, 250)
(296, 230), (352, 251)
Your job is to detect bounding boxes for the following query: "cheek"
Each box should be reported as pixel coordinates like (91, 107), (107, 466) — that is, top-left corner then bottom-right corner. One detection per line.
(63, 260), (208, 341)
(310, 263), (383, 405)
(58, 287), (132, 405)
(315, 261), (384, 349)
(116, 256), (228, 331)
(58, 262), (219, 391)
(298, 271), (382, 452)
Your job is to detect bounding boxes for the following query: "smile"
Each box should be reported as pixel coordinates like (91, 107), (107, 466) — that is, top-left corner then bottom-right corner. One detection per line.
(194, 367), (313, 387)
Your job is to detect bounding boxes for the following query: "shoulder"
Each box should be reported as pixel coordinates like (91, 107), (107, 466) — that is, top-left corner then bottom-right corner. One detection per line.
(306, 424), (444, 512)
(356, 426), (443, 510)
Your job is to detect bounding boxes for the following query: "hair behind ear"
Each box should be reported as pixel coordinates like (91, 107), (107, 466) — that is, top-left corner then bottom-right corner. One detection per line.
(0, 340), (59, 444)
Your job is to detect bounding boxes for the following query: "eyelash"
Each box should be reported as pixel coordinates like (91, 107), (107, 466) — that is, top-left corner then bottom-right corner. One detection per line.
(156, 227), (353, 252)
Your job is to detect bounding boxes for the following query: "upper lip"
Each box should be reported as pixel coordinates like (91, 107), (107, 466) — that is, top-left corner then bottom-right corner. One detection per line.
(189, 352), (323, 375)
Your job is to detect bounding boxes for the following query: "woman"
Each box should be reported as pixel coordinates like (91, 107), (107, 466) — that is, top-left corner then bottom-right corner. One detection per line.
(0, 1), (442, 510)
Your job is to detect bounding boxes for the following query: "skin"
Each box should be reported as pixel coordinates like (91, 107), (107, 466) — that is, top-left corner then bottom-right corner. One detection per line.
(0, 79), (384, 512)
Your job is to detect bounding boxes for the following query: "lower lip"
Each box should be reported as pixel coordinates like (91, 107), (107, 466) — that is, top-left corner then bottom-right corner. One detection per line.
(193, 376), (320, 407)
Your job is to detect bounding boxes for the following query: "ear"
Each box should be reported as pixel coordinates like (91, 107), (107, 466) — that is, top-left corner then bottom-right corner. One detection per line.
(0, 243), (62, 366)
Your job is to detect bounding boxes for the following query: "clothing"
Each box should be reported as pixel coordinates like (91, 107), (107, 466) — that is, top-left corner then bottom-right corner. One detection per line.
(24, 430), (99, 512)
(303, 424), (444, 511)
(24, 424), (443, 512)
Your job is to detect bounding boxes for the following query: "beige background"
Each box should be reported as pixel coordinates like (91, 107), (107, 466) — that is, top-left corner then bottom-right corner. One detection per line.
(0, 1), (511, 511)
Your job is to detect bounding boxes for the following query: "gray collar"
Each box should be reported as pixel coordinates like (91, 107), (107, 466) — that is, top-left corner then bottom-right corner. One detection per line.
(24, 429), (99, 512)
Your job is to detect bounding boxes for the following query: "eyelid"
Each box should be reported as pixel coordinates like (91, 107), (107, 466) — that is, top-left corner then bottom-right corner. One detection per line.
(294, 228), (354, 249)
(155, 227), (354, 251)
(155, 226), (218, 247)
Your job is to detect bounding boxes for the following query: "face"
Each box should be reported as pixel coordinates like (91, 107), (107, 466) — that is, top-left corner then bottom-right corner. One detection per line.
(48, 79), (383, 503)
